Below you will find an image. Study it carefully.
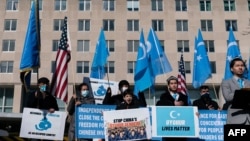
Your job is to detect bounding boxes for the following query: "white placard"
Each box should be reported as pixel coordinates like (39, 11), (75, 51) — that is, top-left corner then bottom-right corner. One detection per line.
(20, 108), (67, 140)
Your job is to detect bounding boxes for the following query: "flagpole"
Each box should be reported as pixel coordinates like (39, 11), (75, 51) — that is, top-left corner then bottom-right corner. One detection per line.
(106, 67), (110, 87)
(210, 77), (219, 106)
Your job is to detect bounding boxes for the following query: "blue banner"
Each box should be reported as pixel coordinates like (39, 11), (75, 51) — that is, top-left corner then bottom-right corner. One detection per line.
(75, 104), (116, 139)
(196, 110), (227, 141)
(151, 106), (199, 138)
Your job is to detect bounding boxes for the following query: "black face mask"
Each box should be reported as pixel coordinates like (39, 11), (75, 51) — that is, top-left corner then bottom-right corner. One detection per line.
(201, 93), (211, 104)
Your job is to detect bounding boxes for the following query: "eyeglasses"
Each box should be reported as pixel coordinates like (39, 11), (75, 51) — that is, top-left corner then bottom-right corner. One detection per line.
(201, 91), (209, 93)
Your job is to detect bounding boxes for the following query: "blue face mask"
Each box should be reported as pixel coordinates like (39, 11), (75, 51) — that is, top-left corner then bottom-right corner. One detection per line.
(81, 90), (89, 97)
(40, 85), (47, 92)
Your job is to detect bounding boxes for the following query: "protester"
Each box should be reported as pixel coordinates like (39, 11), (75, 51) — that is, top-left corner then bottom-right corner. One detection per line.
(156, 76), (188, 106)
(156, 76), (188, 141)
(221, 58), (250, 110)
(102, 80), (147, 107)
(193, 85), (219, 110)
(114, 89), (150, 141)
(115, 89), (140, 110)
(26, 77), (59, 112)
(26, 77), (59, 141)
(67, 83), (95, 141)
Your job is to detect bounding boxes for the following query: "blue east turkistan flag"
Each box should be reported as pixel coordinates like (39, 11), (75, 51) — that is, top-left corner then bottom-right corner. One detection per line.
(224, 27), (241, 80)
(20, 0), (40, 91)
(192, 29), (212, 88)
(90, 28), (109, 79)
(147, 27), (172, 78)
(134, 30), (153, 96)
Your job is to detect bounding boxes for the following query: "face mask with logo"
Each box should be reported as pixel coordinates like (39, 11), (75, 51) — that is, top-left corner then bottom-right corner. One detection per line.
(40, 85), (47, 92)
(121, 87), (128, 93)
(81, 90), (89, 97)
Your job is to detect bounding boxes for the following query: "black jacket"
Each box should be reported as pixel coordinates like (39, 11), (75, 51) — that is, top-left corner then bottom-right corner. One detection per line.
(193, 97), (219, 110)
(156, 90), (188, 106)
(115, 100), (140, 110)
(26, 90), (59, 111)
(103, 90), (147, 107)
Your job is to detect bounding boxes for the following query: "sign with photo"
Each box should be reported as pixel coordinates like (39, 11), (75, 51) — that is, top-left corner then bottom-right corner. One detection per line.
(103, 108), (152, 141)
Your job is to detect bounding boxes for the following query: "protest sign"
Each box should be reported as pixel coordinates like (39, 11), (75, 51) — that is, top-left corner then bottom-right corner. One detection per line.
(89, 78), (119, 104)
(75, 104), (116, 139)
(20, 108), (66, 140)
(103, 108), (151, 141)
(151, 106), (199, 138)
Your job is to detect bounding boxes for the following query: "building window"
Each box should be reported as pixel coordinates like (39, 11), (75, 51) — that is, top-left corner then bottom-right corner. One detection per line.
(77, 40), (89, 52)
(127, 20), (139, 31)
(0, 87), (14, 113)
(152, 20), (164, 31)
(127, 61), (135, 73)
(53, 19), (64, 31)
(128, 40), (139, 52)
(160, 40), (164, 51)
(54, 0), (66, 11)
(175, 0), (187, 11)
(78, 19), (90, 31)
(0, 61), (13, 73)
(224, 0), (235, 11)
(4, 19), (17, 31)
(105, 61), (115, 73)
(51, 61), (56, 73)
(204, 40), (215, 52)
(107, 40), (115, 52)
(152, 0), (163, 11)
(103, 0), (115, 11)
(184, 61), (191, 73)
(103, 20), (115, 31)
(177, 40), (189, 52)
(39, 0), (43, 10)
(77, 61), (89, 73)
(225, 20), (237, 31)
(6, 0), (18, 11)
(56, 99), (65, 111)
(127, 0), (139, 11)
(52, 40), (59, 51)
(176, 20), (188, 31)
(248, 0), (250, 11)
(2, 40), (15, 51)
(79, 0), (91, 11)
(32, 68), (38, 73)
(210, 61), (216, 73)
(201, 20), (213, 31)
(200, 0), (211, 11)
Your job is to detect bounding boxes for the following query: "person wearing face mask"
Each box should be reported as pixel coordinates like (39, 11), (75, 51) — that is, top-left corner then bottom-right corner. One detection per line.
(193, 85), (219, 110)
(67, 82), (95, 141)
(102, 80), (147, 107)
(26, 77), (59, 113)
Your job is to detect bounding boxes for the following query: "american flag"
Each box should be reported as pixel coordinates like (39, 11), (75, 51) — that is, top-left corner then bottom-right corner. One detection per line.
(51, 17), (71, 103)
(177, 53), (187, 95)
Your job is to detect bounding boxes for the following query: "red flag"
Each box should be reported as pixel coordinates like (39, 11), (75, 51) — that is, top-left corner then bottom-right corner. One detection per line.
(177, 53), (187, 95)
(51, 17), (71, 103)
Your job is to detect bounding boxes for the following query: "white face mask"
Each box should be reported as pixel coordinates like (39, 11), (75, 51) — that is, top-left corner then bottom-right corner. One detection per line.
(121, 87), (128, 93)
(81, 90), (89, 97)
